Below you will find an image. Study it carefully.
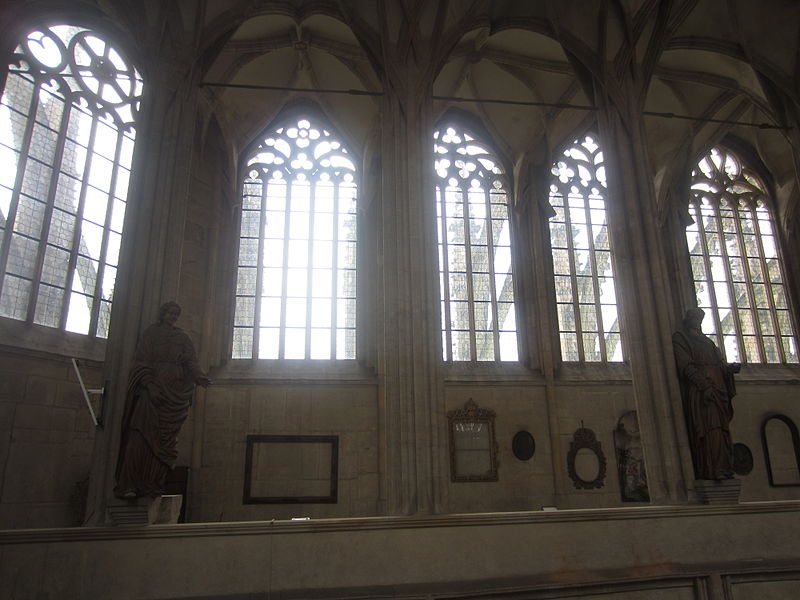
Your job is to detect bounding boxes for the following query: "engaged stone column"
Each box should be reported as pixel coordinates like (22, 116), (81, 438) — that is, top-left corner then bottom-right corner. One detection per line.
(377, 75), (446, 515)
(594, 87), (696, 504)
(84, 57), (202, 525)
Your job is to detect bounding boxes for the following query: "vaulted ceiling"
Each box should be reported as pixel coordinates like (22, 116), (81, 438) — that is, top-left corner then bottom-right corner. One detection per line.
(6, 0), (792, 217)
(196, 1), (799, 203)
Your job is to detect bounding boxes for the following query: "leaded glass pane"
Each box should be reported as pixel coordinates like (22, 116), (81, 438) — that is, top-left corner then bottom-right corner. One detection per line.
(33, 283), (64, 327)
(232, 327), (253, 359)
(65, 291), (92, 334)
(7, 234), (39, 278)
(0, 275), (31, 319)
(560, 332), (579, 361)
(41, 245), (69, 286)
(96, 299), (111, 337)
(337, 328), (355, 360)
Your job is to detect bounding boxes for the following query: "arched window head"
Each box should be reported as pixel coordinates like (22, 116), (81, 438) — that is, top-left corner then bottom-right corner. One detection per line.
(433, 123), (518, 362)
(232, 115), (358, 360)
(549, 134), (623, 362)
(0, 25), (143, 337)
(687, 146), (798, 364)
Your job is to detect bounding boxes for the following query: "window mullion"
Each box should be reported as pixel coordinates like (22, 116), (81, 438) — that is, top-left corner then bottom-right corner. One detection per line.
(59, 115), (99, 331)
(732, 201), (764, 363)
(331, 179), (340, 358)
(585, 191), (606, 362)
(438, 185), (453, 361)
(25, 99), (72, 323)
(483, 185), (500, 361)
(305, 181), (316, 359)
(750, 202), (784, 362)
(563, 189), (584, 360)
(461, 182), (477, 361)
(0, 78), (41, 301)
(278, 176), (293, 359)
(694, 201), (724, 350)
(88, 123), (124, 337)
(252, 175), (268, 359)
(713, 200), (744, 361)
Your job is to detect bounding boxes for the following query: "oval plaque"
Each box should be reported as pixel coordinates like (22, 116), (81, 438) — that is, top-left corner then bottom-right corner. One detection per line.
(512, 431), (536, 461)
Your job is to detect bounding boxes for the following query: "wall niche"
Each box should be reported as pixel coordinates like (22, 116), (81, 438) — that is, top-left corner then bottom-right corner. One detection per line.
(762, 415), (800, 487)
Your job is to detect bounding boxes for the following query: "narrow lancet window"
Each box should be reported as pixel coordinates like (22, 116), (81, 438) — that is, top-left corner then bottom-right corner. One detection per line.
(549, 134), (623, 362)
(0, 25), (142, 337)
(687, 146), (798, 363)
(232, 116), (357, 360)
(434, 123), (518, 362)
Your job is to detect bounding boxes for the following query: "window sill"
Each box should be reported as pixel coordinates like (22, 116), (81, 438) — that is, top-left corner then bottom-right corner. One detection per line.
(210, 359), (378, 385)
(443, 361), (544, 384)
(0, 317), (106, 362)
(554, 361), (633, 384)
(736, 363), (800, 384)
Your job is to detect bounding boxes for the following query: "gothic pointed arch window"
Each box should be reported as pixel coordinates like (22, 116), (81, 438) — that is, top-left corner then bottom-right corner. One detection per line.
(433, 122), (518, 362)
(686, 146), (798, 363)
(232, 114), (358, 360)
(549, 134), (623, 362)
(0, 25), (142, 337)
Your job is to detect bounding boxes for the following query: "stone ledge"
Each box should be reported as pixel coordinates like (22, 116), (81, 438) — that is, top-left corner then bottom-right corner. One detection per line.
(210, 360), (378, 384)
(3, 500), (800, 543)
(2, 501), (799, 600)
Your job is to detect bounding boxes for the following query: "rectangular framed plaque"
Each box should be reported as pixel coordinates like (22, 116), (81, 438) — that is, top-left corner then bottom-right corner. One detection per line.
(243, 434), (339, 504)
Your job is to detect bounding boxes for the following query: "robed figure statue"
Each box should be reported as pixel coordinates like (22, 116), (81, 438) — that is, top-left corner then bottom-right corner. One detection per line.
(672, 308), (741, 481)
(114, 302), (210, 498)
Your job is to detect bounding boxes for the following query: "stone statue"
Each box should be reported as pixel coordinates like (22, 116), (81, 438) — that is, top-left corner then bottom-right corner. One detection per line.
(114, 302), (210, 499)
(614, 411), (650, 502)
(672, 307), (740, 481)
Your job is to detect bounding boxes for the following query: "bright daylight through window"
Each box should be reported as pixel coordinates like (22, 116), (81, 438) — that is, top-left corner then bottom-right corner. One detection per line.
(434, 124), (518, 362)
(687, 146), (798, 364)
(232, 117), (357, 360)
(0, 25), (142, 337)
(549, 134), (623, 362)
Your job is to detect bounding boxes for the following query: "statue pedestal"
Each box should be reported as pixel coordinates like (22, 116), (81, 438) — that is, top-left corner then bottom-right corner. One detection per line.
(694, 478), (741, 504)
(107, 494), (183, 526)
(149, 494), (183, 524)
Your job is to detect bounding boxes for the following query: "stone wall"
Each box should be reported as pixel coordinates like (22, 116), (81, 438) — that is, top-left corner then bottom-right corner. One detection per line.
(188, 380), (380, 522)
(182, 375), (800, 521)
(731, 381), (800, 502)
(0, 347), (102, 528)
(444, 383), (555, 513)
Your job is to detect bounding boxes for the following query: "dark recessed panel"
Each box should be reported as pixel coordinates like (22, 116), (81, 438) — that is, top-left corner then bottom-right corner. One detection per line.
(512, 431), (535, 461)
(733, 442), (753, 476)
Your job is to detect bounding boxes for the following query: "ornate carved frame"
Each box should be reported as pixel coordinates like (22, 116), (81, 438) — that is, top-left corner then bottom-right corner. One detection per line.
(567, 426), (607, 489)
(447, 399), (498, 482)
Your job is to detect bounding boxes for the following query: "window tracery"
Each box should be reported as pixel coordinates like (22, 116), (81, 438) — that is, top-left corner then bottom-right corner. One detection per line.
(232, 116), (357, 360)
(434, 124), (518, 362)
(549, 134), (623, 362)
(0, 25), (142, 337)
(687, 146), (798, 363)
